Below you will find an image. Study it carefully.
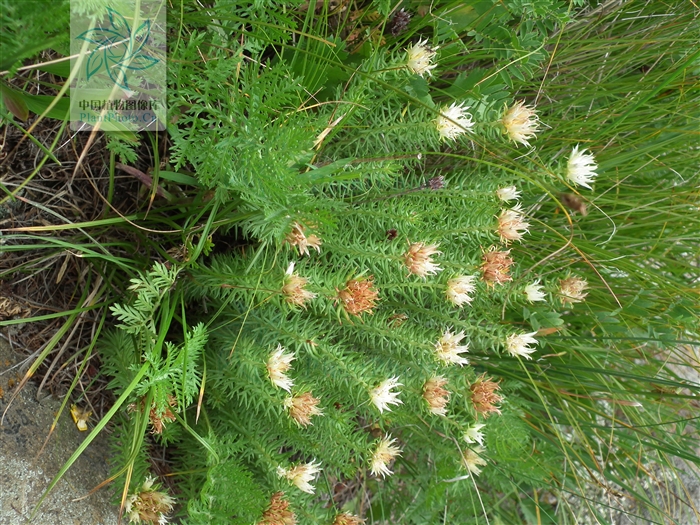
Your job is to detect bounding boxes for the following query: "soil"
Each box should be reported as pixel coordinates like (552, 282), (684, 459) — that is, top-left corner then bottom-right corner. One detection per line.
(0, 336), (119, 525)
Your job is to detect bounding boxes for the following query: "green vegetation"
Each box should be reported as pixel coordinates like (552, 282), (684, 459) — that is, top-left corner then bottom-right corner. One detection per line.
(1, 1), (698, 524)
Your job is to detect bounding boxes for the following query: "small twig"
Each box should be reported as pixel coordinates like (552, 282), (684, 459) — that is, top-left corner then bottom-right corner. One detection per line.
(116, 163), (170, 200)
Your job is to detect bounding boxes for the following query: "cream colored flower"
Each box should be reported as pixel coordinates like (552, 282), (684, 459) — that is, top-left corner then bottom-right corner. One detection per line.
(370, 435), (402, 478)
(497, 204), (530, 244)
(282, 262), (317, 308)
(277, 460), (322, 494)
(285, 222), (322, 256)
(406, 38), (438, 77)
(567, 145), (598, 189)
(124, 476), (175, 525)
(370, 376), (403, 413)
(502, 100), (539, 147)
(423, 376), (450, 416)
(258, 492), (296, 525)
(267, 345), (295, 392)
(496, 185), (521, 203)
(505, 332), (538, 359)
(332, 512), (365, 525)
(559, 275), (589, 305)
(463, 423), (486, 446)
(284, 392), (323, 427)
(435, 102), (474, 141)
(434, 328), (469, 366)
(404, 242), (442, 278)
(461, 446), (487, 476)
(524, 280), (546, 303)
(446, 275), (477, 307)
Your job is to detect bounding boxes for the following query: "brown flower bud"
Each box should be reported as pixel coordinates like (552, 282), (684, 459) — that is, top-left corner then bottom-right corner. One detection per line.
(470, 373), (503, 418)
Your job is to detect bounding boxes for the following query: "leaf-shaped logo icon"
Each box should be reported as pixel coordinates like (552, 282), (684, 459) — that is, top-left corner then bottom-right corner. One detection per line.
(75, 7), (159, 90)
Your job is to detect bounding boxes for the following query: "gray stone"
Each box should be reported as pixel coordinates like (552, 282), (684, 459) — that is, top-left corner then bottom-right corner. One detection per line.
(0, 336), (119, 525)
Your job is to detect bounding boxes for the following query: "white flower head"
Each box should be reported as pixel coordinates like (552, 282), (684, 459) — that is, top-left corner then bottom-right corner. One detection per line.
(406, 38), (438, 77)
(497, 204), (530, 244)
(505, 332), (539, 360)
(559, 275), (589, 305)
(124, 476), (175, 525)
(463, 423), (486, 446)
(370, 376), (403, 413)
(496, 185), (521, 203)
(435, 328), (470, 366)
(524, 280), (546, 303)
(267, 345), (295, 392)
(435, 102), (474, 141)
(567, 145), (598, 189)
(461, 446), (487, 476)
(422, 376), (450, 416)
(446, 275), (477, 307)
(285, 222), (322, 256)
(370, 435), (402, 478)
(404, 242), (442, 278)
(284, 392), (324, 427)
(282, 262), (317, 308)
(502, 100), (540, 147)
(277, 460), (322, 494)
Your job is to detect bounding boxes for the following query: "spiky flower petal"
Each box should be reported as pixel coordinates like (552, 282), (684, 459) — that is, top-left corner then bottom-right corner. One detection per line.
(370, 435), (402, 478)
(461, 446), (487, 476)
(497, 204), (530, 244)
(566, 145), (598, 189)
(277, 461), (322, 494)
(284, 392), (323, 427)
(502, 100), (540, 147)
(285, 222), (322, 256)
(435, 102), (474, 141)
(423, 376), (450, 416)
(406, 38), (438, 77)
(258, 492), (296, 525)
(404, 242), (442, 278)
(559, 275), (589, 305)
(332, 512), (366, 525)
(370, 376), (403, 413)
(267, 345), (295, 392)
(434, 328), (470, 366)
(149, 395), (177, 435)
(337, 276), (379, 316)
(446, 275), (477, 307)
(505, 332), (539, 359)
(470, 374), (503, 418)
(496, 185), (521, 203)
(463, 423), (486, 446)
(282, 262), (317, 308)
(524, 281), (546, 303)
(124, 476), (175, 525)
(480, 248), (514, 286)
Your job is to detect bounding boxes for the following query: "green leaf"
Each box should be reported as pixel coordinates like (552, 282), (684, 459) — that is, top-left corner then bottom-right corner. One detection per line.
(158, 171), (200, 186)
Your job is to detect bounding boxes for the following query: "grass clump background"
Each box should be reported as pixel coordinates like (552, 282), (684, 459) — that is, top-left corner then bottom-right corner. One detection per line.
(0, 0), (698, 524)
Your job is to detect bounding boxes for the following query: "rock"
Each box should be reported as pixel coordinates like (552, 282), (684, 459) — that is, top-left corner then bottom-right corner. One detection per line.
(0, 336), (119, 525)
